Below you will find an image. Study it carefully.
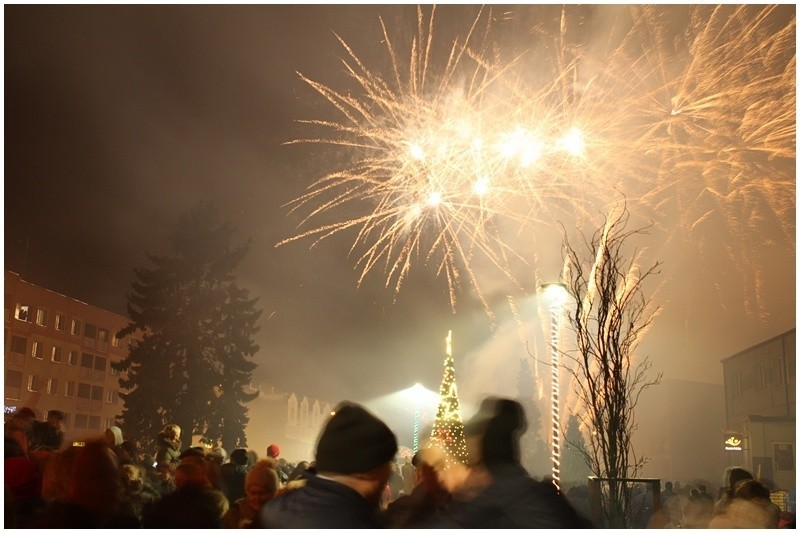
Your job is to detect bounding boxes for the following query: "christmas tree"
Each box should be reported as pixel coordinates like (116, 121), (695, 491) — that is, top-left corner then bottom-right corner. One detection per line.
(429, 330), (468, 466)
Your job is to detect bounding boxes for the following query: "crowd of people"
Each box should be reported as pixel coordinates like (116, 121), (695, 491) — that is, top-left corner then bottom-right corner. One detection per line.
(4, 399), (795, 528)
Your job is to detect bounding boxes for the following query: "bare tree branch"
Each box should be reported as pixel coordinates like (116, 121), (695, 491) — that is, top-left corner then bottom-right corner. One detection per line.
(559, 201), (662, 527)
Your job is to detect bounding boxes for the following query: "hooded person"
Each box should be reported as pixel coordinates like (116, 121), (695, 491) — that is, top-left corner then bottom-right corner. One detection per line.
(713, 466), (754, 516)
(423, 397), (592, 528)
(105, 426), (123, 448)
(155, 424), (182, 469)
(259, 401), (398, 528)
(223, 459), (281, 528)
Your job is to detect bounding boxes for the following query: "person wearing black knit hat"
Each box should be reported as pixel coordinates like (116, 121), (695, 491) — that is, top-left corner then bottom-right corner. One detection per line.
(423, 397), (592, 528)
(259, 401), (398, 528)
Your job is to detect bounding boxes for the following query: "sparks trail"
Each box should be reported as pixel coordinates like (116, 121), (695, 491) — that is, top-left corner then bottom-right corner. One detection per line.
(279, 5), (795, 317)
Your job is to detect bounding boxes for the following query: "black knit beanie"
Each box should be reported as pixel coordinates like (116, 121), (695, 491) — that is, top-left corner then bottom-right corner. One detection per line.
(315, 402), (398, 474)
(465, 397), (527, 469)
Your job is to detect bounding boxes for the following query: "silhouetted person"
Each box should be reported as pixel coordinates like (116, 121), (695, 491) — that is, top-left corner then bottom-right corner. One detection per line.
(223, 459), (281, 528)
(709, 478), (779, 528)
(714, 466), (754, 517)
(382, 448), (452, 527)
(259, 402), (398, 528)
(423, 397), (592, 528)
(29, 410), (64, 452)
(220, 448), (250, 503)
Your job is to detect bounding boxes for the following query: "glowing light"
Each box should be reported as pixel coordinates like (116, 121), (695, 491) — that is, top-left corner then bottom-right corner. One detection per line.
(430, 331), (469, 467)
(427, 191), (443, 206)
(409, 143), (426, 160)
(540, 282), (569, 492)
(519, 141), (543, 167)
(473, 177), (490, 196)
(559, 127), (584, 156)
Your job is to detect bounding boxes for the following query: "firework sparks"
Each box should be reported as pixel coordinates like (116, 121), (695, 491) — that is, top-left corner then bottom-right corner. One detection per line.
(279, 5), (795, 315)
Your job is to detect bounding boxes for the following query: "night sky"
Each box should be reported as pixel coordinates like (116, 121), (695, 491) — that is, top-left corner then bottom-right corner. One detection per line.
(5, 5), (796, 426)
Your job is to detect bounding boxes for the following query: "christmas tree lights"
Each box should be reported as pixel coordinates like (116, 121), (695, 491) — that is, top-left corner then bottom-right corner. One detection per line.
(429, 330), (469, 466)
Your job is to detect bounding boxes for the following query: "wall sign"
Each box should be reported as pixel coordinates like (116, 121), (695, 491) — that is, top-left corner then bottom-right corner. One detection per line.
(724, 431), (743, 451)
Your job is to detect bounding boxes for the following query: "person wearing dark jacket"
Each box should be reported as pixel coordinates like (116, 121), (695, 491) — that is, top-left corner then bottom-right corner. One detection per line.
(29, 410), (65, 452)
(258, 401), (398, 528)
(423, 397), (592, 528)
(382, 448), (452, 528)
(154, 423), (182, 468)
(220, 448), (250, 503)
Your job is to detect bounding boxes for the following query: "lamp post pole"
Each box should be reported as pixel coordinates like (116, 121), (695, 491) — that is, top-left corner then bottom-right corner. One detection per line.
(411, 383), (425, 454)
(540, 282), (568, 492)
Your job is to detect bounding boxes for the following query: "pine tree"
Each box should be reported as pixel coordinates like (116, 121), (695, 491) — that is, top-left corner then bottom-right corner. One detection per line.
(516, 357), (551, 478)
(561, 413), (592, 489)
(429, 330), (468, 466)
(113, 203), (262, 453)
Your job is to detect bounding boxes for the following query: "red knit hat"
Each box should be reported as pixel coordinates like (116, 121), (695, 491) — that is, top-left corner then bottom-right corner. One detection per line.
(266, 444), (280, 458)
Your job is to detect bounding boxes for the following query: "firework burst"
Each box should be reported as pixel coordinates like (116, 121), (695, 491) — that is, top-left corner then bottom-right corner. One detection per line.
(279, 5), (795, 316)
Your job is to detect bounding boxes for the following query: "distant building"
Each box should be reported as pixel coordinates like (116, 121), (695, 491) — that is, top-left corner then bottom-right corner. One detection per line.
(722, 329), (795, 490)
(245, 384), (334, 462)
(634, 377), (727, 486)
(4, 271), (130, 445)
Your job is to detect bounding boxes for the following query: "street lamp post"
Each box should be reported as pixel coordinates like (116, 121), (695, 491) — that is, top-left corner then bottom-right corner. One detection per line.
(410, 383), (425, 453)
(540, 282), (569, 492)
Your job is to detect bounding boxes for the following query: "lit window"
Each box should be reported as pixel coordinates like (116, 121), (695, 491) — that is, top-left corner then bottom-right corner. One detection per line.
(98, 328), (109, 343)
(31, 341), (43, 359)
(68, 351), (78, 366)
(55, 314), (66, 331)
(51, 346), (63, 363)
(27, 374), (40, 392)
(112, 333), (122, 348)
(70, 319), (81, 336)
(65, 381), (76, 397)
(35, 309), (47, 327)
(106, 390), (117, 404)
(14, 304), (30, 322)
(47, 378), (59, 395)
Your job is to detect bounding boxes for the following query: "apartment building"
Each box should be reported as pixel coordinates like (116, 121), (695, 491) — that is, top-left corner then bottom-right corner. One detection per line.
(722, 329), (796, 490)
(4, 271), (131, 445)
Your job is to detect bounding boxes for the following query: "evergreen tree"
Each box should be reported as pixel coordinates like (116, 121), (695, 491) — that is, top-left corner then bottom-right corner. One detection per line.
(516, 357), (551, 478)
(561, 413), (592, 489)
(113, 203), (262, 453)
(429, 330), (468, 466)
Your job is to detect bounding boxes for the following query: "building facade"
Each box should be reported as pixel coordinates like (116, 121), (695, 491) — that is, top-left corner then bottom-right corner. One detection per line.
(245, 384), (334, 462)
(722, 329), (796, 490)
(4, 271), (130, 445)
